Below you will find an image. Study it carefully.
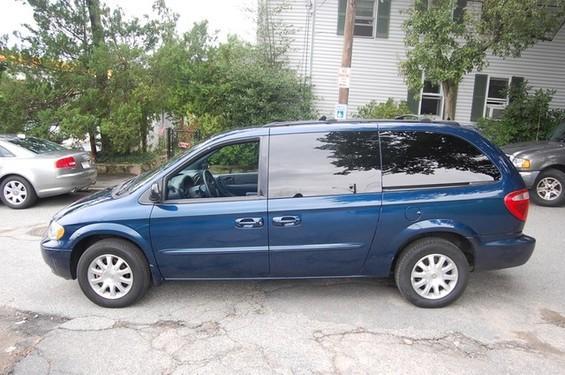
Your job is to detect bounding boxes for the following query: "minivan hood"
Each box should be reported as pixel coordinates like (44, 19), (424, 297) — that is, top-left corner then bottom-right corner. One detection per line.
(502, 141), (564, 156)
(53, 188), (114, 221)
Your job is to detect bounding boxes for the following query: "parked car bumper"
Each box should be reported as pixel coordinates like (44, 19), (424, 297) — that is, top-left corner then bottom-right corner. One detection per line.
(518, 171), (540, 189)
(472, 234), (535, 271)
(41, 241), (73, 279)
(36, 168), (97, 198)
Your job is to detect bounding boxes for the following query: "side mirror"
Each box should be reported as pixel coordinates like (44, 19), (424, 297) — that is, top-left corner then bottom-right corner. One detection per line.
(149, 182), (162, 202)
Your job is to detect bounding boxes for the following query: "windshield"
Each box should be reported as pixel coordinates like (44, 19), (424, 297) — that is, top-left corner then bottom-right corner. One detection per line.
(9, 137), (66, 153)
(549, 122), (565, 142)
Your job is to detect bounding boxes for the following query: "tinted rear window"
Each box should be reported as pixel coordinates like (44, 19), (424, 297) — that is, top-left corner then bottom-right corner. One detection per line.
(8, 137), (66, 154)
(269, 131), (381, 198)
(380, 131), (500, 188)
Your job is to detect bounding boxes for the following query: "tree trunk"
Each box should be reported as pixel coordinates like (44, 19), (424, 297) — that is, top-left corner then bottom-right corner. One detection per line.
(442, 80), (458, 121)
(87, 0), (106, 158)
(140, 111), (148, 153)
(88, 131), (97, 159)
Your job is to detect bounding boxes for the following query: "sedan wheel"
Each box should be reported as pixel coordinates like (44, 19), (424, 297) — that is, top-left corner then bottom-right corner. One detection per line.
(0, 176), (38, 209)
(4, 180), (28, 206)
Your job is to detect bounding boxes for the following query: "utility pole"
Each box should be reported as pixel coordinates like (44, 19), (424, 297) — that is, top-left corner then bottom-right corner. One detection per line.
(336, 0), (356, 120)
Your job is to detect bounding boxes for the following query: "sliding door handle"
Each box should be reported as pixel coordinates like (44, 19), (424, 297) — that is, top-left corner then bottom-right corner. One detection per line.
(235, 217), (264, 229)
(272, 216), (301, 227)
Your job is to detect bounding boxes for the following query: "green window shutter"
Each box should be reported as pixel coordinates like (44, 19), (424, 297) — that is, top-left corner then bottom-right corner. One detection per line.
(453, 0), (467, 24)
(337, 0), (346, 35)
(470, 74), (488, 121)
(376, 0), (392, 38)
(407, 88), (420, 114)
(509, 76), (525, 103)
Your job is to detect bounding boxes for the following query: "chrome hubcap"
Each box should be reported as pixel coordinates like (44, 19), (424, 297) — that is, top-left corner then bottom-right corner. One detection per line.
(88, 255), (133, 299)
(3, 181), (27, 205)
(536, 177), (562, 201)
(411, 254), (459, 300)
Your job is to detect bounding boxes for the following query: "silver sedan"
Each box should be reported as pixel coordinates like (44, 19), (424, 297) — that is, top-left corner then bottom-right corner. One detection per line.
(0, 135), (97, 209)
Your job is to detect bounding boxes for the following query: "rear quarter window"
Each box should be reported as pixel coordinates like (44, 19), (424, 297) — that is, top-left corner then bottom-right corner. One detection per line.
(380, 131), (500, 189)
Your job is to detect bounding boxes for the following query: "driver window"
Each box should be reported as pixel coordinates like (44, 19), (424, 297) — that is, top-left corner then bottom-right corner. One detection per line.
(166, 141), (260, 200)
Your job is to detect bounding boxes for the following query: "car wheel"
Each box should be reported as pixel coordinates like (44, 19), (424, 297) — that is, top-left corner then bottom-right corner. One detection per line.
(0, 176), (38, 209)
(394, 238), (469, 308)
(531, 169), (565, 207)
(77, 239), (150, 308)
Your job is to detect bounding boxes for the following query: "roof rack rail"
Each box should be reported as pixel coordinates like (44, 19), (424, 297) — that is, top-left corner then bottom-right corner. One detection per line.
(261, 118), (462, 128)
(263, 119), (339, 128)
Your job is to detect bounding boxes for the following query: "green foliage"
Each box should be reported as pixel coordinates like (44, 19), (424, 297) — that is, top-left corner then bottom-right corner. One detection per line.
(1, 3), (314, 158)
(401, 0), (565, 119)
(356, 98), (412, 119)
(478, 82), (565, 146)
(208, 142), (259, 173)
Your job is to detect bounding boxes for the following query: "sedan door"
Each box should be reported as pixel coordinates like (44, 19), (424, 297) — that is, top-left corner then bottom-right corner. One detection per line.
(267, 129), (382, 277)
(150, 137), (269, 279)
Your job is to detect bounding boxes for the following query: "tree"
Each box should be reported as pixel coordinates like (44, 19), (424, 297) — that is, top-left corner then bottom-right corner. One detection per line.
(1, 0), (176, 157)
(401, 0), (565, 120)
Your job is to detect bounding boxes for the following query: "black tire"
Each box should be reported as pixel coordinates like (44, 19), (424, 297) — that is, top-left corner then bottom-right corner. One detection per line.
(77, 239), (151, 308)
(394, 238), (469, 308)
(0, 175), (38, 209)
(531, 168), (565, 207)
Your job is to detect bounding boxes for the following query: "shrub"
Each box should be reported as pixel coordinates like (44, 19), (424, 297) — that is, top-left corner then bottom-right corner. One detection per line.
(478, 82), (565, 146)
(357, 98), (413, 119)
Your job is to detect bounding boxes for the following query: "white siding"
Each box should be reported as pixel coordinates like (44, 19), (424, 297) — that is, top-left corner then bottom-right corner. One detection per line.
(456, 26), (565, 121)
(272, 0), (565, 121)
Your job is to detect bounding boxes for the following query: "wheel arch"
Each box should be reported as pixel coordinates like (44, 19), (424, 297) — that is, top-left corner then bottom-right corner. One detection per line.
(0, 173), (37, 191)
(389, 231), (475, 276)
(539, 164), (565, 175)
(68, 229), (162, 284)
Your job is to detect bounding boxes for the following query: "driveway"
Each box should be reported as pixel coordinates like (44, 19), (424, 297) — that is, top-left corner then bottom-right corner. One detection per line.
(0, 194), (564, 374)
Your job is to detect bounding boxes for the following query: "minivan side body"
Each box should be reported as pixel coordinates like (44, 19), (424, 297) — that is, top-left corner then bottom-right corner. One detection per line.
(40, 121), (535, 308)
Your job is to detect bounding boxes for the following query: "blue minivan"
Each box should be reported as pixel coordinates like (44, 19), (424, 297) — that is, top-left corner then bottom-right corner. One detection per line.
(41, 120), (535, 308)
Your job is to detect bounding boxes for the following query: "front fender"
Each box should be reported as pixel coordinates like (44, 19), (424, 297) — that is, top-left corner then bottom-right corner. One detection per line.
(66, 222), (162, 283)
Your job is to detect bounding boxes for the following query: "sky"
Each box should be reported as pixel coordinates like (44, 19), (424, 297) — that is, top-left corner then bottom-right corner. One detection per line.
(0, 0), (258, 43)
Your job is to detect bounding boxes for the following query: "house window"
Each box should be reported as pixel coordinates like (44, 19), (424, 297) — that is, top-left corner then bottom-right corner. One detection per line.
(337, 0), (392, 38)
(485, 77), (510, 119)
(419, 80), (444, 117)
(416, 0), (467, 24)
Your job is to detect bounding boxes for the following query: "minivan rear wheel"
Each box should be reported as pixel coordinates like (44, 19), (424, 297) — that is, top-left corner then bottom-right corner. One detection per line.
(77, 239), (150, 308)
(394, 238), (469, 308)
(531, 169), (565, 207)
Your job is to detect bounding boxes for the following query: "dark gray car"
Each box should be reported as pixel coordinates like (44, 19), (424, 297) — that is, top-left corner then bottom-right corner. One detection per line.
(502, 122), (565, 206)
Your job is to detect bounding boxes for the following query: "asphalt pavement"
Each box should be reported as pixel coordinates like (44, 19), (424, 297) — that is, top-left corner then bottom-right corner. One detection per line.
(0, 189), (564, 374)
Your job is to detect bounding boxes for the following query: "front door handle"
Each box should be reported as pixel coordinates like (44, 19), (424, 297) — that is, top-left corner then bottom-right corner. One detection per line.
(235, 217), (264, 229)
(272, 216), (302, 227)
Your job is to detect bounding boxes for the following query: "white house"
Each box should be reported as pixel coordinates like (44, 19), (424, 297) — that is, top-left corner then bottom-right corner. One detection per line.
(266, 0), (565, 121)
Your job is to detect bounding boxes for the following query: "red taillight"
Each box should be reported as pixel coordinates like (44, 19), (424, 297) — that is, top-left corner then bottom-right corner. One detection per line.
(504, 189), (530, 221)
(55, 156), (77, 169)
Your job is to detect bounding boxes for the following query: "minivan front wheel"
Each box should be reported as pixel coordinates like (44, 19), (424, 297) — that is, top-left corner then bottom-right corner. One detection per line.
(77, 239), (150, 308)
(395, 238), (469, 308)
